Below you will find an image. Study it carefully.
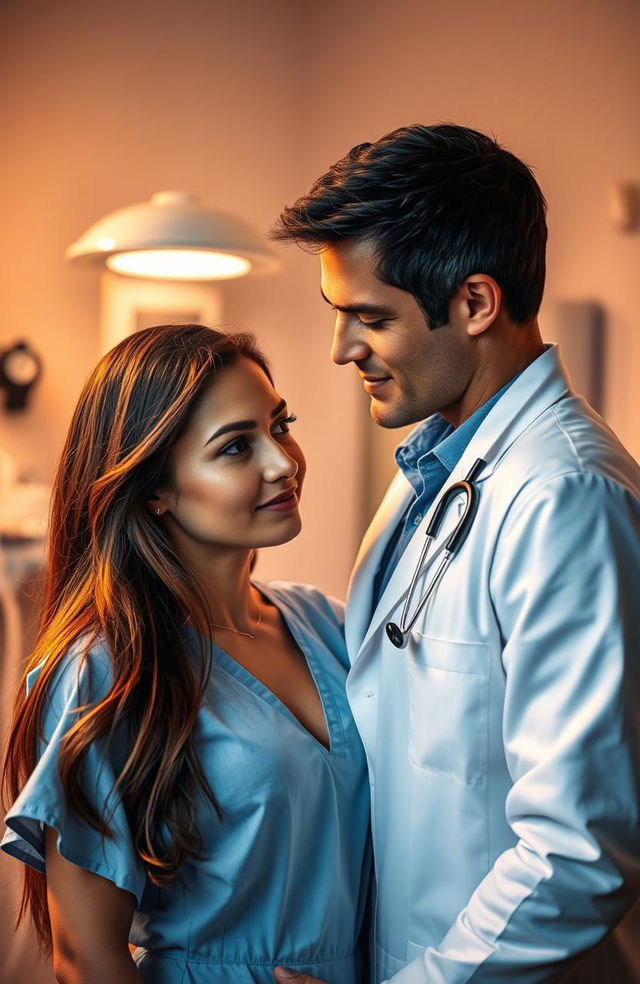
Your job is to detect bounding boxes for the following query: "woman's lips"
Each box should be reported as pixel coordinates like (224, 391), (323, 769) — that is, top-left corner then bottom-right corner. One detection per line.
(255, 489), (299, 512)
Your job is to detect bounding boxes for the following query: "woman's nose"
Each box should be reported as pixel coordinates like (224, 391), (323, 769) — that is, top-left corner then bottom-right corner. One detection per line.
(263, 442), (298, 483)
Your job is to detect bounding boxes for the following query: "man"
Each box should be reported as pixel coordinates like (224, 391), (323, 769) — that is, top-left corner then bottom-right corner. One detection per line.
(270, 125), (640, 983)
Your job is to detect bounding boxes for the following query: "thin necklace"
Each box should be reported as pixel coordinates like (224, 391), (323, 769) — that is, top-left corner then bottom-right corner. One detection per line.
(212, 602), (263, 640)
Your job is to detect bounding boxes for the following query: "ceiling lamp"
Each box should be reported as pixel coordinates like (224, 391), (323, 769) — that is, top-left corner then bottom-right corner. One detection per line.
(66, 191), (277, 281)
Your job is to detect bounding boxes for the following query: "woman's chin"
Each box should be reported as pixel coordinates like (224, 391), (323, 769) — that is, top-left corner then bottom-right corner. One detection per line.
(253, 513), (303, 549)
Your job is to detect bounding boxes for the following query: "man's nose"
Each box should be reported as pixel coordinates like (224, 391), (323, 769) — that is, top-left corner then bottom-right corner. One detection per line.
(330, 315), (370, 365)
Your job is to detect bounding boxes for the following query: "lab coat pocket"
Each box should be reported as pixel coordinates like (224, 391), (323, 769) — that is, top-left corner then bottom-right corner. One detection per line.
(408, 635), (490, 784)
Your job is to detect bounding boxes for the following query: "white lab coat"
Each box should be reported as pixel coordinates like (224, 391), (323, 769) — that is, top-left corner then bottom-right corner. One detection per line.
(345, 346), (640, 983)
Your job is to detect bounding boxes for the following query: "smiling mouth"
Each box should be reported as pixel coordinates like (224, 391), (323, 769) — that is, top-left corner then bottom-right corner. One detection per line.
(255, 487), (298, 510)
(362, 375), (393, 394)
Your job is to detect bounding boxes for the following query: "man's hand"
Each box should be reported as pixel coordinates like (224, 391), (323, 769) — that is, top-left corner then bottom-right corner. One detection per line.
(274, 967), (328, 984)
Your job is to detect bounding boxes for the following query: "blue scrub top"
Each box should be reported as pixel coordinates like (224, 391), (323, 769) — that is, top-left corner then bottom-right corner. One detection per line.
(2, 582), (372, 984)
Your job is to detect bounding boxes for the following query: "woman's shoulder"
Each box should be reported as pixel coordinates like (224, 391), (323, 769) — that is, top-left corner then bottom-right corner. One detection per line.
(256, 580), (348, 671)
(27, 633), (114, 712)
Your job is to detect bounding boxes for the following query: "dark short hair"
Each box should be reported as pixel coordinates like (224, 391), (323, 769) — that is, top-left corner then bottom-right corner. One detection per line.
(271, 123), (548, 328)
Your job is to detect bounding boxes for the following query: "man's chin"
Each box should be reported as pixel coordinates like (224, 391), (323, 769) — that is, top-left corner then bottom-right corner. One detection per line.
(370, 399), (418, 429)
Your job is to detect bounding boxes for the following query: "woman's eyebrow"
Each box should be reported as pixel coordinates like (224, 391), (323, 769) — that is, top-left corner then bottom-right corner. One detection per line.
(204, 399), (288, 447)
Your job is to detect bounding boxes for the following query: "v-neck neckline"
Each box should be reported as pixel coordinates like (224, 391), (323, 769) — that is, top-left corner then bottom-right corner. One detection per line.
(200, 583), (345, 759)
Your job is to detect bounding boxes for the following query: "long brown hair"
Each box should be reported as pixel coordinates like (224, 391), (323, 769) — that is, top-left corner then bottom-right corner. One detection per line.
(1, 324), (272, 952)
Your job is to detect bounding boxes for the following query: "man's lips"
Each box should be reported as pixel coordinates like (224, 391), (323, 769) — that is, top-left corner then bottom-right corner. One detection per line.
(255, 487), (299, 510)
(361, 373), (393, 394)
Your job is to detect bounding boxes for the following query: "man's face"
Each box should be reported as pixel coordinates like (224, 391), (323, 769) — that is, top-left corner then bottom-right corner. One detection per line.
(320, 238), (475, 428)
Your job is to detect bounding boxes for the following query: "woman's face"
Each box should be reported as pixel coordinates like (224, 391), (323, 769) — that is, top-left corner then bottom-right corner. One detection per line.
(157, 357), (306, 555)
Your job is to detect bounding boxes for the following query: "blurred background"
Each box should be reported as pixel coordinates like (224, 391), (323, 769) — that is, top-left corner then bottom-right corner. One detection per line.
(0, 0), (639, 979)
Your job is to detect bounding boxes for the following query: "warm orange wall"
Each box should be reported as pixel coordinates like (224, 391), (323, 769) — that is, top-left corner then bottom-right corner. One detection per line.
(1, 0), (639, 601)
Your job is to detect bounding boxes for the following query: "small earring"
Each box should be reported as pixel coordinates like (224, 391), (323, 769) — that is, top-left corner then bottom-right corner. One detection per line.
(156, 507), (161, 516)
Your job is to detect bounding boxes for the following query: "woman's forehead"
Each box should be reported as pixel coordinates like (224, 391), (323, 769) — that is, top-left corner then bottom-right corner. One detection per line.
(188, 359), (280, 432)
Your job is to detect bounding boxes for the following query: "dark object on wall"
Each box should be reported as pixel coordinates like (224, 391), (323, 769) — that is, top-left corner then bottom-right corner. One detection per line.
(0, 340), (43, 411)
(549, 301), (606, 416)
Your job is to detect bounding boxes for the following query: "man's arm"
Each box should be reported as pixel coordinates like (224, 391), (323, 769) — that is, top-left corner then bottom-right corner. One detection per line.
(44, 824), (142, 984)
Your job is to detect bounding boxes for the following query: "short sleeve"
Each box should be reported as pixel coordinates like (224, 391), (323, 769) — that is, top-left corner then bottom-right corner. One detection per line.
(1, 640), (147, 906)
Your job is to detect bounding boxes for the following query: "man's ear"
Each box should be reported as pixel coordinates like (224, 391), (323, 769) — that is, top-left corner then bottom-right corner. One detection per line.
(455, 275), (502, 336)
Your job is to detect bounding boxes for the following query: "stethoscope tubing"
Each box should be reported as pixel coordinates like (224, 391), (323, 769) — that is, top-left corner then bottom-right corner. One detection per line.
(385, 458), (486, 649)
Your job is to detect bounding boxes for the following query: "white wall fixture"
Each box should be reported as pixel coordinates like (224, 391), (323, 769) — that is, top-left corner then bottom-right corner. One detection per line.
(66, 191), (279, 352)
(66, 191), (278, 280)
(98, 272), (225, 353)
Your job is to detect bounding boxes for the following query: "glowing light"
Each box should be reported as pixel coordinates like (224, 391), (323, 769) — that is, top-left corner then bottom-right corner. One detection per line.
(106, 249), (251, 281)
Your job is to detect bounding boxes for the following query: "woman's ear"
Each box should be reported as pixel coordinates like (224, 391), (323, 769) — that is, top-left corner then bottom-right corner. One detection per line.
(147, 492), (165, 518)
(457, 274), (502, 336)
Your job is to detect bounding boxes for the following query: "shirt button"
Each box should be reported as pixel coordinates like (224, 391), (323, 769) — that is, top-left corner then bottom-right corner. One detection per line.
(413, 514), (422, 526)
(362, 690), (375, 698)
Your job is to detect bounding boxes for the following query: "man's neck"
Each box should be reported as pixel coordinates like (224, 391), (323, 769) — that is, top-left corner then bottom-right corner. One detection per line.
(443, 323), (545, 427)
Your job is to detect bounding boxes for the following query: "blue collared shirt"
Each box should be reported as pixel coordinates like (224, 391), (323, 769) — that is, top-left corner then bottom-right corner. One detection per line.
(372, 379), (515, 611)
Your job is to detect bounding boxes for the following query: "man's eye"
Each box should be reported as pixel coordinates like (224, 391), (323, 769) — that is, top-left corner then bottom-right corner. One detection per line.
(358, 317), (387, 329)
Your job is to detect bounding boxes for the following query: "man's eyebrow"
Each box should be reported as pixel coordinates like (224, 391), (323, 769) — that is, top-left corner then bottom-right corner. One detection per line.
(320, 287), (393, 316)
(204, 399), (288, 447)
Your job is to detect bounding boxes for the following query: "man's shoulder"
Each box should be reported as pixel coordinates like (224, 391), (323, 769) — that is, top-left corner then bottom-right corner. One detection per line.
(499, 393), (640, 496)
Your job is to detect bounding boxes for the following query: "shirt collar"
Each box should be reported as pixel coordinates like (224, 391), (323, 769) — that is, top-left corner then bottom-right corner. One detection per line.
(394, 375), (518, 484)
(395, 414), (450, 473)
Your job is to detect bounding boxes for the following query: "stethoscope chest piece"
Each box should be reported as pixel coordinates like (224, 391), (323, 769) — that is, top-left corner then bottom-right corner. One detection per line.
(385, 622), (406, 648)
(385, 457), (486, 650)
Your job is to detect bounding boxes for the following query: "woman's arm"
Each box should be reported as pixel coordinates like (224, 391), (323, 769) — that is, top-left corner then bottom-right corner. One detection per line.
(44, 825), (142, 984)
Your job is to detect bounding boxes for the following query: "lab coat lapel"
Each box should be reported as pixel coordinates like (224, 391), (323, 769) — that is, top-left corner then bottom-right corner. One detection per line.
(352, 345), (573, 663)
(345, 468), (413, 656)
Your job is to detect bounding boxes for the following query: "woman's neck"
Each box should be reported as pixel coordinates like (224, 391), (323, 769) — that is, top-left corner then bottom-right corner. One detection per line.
(184, 547), (261, 632)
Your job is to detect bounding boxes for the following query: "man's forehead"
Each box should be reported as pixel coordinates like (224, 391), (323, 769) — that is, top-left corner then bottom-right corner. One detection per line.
(320, 236), (379, 271)
(320, 240), (388, 300)
(320, 243), (414, 314)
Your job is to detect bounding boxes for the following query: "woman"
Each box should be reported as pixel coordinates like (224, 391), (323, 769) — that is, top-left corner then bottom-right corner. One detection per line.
(1, 324), (371, 984)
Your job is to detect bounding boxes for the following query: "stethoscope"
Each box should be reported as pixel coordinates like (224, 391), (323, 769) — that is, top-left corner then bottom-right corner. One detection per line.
(385, 457), (486, 649)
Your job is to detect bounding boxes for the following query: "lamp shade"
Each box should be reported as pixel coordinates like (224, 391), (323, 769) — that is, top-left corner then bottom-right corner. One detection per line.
(65, 191), (278, 281)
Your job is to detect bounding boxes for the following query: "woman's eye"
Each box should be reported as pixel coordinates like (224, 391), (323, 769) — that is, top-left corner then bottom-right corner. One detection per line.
(219, 436), (250, 457)
(273, 412), (298, 435)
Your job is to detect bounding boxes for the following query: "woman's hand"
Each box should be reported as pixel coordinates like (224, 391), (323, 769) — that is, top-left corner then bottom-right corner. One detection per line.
(44, 825), (142, 984)
(274, 968), (327, 984)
